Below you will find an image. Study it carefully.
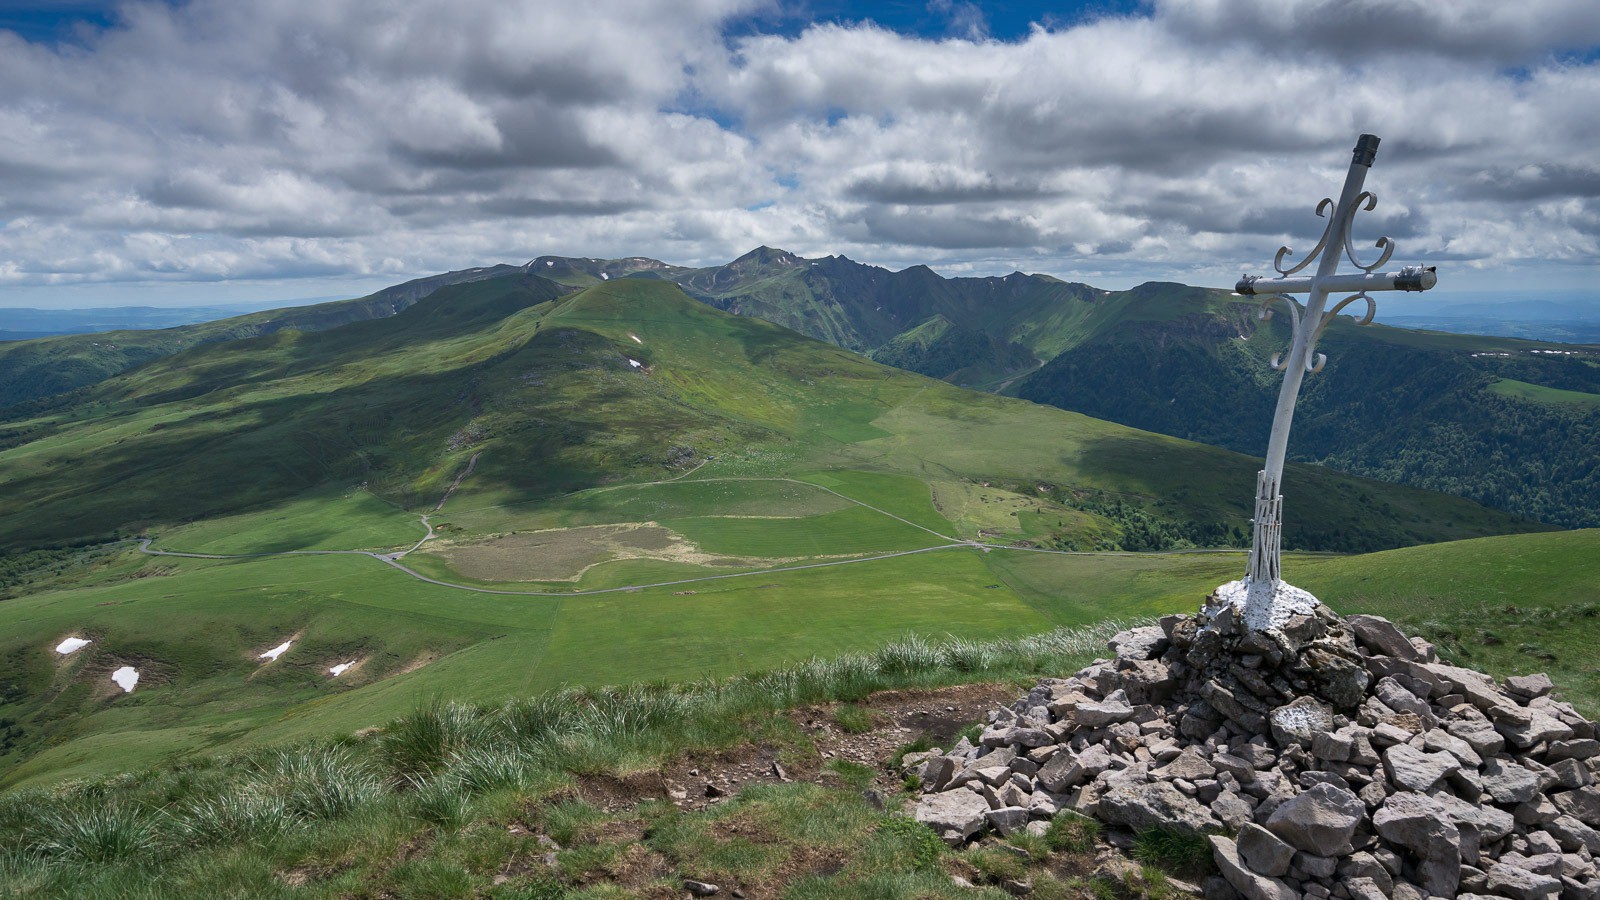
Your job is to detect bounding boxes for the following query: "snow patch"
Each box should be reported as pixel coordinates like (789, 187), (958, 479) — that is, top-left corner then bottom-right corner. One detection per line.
(55, 637), (91, 655)
(600, 272), (609, 280)
(259, 640), (293, 661)
(545, 260), (553, 267)
(329, 661), (355, 677)
(630, 334), (642, 344)
(628, 358), (643, 368)
(111, 666), (139, 693)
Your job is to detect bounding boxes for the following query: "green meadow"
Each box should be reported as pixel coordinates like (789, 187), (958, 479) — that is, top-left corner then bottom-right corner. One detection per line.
(0, 276), (1568, 789)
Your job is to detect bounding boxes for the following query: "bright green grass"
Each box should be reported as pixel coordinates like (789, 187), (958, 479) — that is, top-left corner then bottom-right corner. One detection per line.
(662, 506), (945, 557)
(156, 490), (422, 554)
(798, 469), (955, 535)
(1, 545), (1048, 787)
(1488, 378), (1600, 408)
(443, 477), (852, 535)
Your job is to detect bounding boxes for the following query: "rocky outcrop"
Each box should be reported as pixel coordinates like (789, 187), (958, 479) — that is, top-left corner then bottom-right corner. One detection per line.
(907, 598), (1600, 900)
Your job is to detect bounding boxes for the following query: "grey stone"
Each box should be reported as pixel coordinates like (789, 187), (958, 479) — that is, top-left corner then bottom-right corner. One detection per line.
(1547, 815), (1600, 854)
(1448, 717), (1507, 757)
(1153, 746), (1216, 782)
(1433, 791), (1516, 842)
(1310, 729), (1353, 763)
(1108, 625), (1169, 661)
(684, 880), (720, 897)
(1485, 862), (1561, 900)
(1547, 739), (1600, 761)
(922, 755), (957, 792)
(1236, 823), (1294, 877)
(1097, 781), (1221, 835)
(1336, 851), (1393, 894)
(1212, 751), (1256, 782)
(914, 789), (990, 843)
(1209, 836), (1299, 900)
(1506, 672), (1556, 699)
(1074, 698), (1136, 727)
(1372, 792), (1461, 898)
(1551, 756), (1593, 790)
(1264, 782), (1364, 856)
(1375, 676), (1436, 729)
(1347, 615), (1421, 661)
(1501, 709), (1576, 749)
(1422, 727), (1483, 768)
(1211, 789), (1255, 831)
(985, 806), (1030, 836)
(1343, 877), (1388, 900)
(1304, 648), (1371, 709)
(1382, 743), (1460, 792)
(1483, 756), (1544, 804)
(1553, 787), (1600, 827)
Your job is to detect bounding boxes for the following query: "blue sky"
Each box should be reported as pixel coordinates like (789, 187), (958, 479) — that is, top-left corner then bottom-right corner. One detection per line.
(1, 0), (1599, 308)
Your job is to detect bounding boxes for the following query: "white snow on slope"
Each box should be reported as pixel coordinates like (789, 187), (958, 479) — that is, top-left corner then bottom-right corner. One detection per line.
(111, 666), (139, 693)
(259, 640), (293, 661)
(329, 661), (354, 677)
(55, 637), (91, 655)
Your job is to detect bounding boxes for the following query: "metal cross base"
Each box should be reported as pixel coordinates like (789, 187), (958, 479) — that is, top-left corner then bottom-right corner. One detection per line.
(1210, 468), (1322, 630)
(1211, 577), (1322, 632)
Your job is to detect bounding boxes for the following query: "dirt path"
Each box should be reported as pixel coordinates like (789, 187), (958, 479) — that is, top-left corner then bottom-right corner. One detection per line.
(434, 451), (482, 512)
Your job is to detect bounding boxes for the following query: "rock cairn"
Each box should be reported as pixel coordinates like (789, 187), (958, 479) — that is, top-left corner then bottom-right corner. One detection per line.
(909, 600), (1600, 900)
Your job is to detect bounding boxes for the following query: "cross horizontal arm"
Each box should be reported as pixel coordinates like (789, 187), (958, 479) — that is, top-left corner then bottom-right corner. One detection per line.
(1236, 266), (1436, 296)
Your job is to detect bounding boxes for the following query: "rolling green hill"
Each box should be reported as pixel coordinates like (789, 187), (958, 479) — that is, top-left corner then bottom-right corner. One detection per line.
(1009, 282), (1600, 528)
(0, 263), (547, 412)
(0, 272), (1545, 786)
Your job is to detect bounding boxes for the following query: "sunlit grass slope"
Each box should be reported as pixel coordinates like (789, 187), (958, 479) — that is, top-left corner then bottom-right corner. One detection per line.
(0, 274), (1554, 787)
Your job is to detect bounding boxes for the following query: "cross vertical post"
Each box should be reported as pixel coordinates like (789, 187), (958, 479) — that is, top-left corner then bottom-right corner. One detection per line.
(1215, 134), (1439, 631)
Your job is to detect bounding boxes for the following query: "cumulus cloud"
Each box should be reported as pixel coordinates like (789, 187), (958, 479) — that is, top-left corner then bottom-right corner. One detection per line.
(0, 0), (1596, 302)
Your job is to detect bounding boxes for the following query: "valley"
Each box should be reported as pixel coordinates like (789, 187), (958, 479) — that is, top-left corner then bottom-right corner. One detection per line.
(0, 271), (1573, 794)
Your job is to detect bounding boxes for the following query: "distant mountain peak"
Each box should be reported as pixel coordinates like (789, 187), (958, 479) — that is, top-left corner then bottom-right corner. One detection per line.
(732, 246), (802, 267)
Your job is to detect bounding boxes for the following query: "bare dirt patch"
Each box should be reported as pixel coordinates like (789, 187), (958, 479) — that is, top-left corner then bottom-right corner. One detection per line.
(425, 522), (823, 583)
(572, 682), (1020, 816)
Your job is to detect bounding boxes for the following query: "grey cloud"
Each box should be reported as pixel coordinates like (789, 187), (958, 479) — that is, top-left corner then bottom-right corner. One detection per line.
(476, 197), (648, 217)
(843, 170), (1060, 206)
(1456, 165), (1600, 201)
(1158, 0), (1600, 65)
(854, 207), (1045, 250)
(0, 0), (1596, 294)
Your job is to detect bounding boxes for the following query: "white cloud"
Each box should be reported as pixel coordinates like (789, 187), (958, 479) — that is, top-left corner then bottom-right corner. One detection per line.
(0, 0), (1596, 304)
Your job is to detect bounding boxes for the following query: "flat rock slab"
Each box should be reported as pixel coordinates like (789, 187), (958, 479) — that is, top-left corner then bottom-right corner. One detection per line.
(913, 788), (990, 844)
(1265, 782), (1364, 855)
(1097, 781), (1221, 835)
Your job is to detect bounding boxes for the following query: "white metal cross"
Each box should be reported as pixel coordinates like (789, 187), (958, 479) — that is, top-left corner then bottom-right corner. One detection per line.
(1213, 134), (1438, 631)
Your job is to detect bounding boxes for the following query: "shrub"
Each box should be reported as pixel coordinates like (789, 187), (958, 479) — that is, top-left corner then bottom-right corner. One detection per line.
(177, 792), (301, 845)
(832, 704), (875, 734)
(251, 745), (385, 821)
(1132, 826), (1212, 875)
(1044, 812), (1099, 853)
(32, 800), (165, 866)
(875, 817), (943, 872)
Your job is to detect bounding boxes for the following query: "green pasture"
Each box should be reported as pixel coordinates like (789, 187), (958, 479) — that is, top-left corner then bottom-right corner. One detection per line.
(1489, 378), (1600, 408)
(157, 490), (422, 554)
